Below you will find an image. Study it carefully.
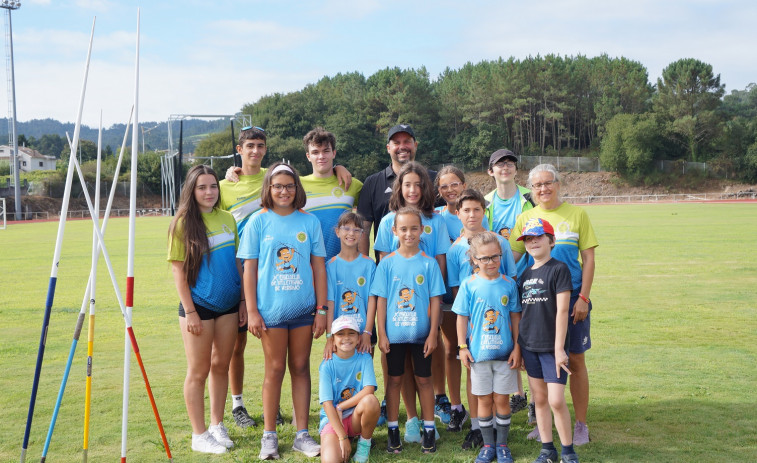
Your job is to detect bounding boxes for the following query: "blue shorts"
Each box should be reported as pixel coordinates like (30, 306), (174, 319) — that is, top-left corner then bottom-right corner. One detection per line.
(568, 292), (592, 354)
(266, 308), (316, 330)
(521, 348), (569, 385)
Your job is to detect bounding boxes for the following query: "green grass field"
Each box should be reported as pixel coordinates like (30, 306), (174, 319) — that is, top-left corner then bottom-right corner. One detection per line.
(1, 202), (756, 462)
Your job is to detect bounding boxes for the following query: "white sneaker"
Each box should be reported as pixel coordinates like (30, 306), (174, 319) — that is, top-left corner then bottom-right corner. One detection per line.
(259, 432), (280, 460)
(208, 422), (234, 449)
(292, 431), (321, 457)
(192, 430), (227, 454)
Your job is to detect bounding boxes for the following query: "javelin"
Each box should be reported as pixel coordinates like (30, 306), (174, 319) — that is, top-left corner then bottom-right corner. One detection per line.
(82, 111), (103, 463)
(121, 9), (172, 462)
(56, 113), (172, 463)
(20, 17), (96, 463)
(37, 109), (131, 462)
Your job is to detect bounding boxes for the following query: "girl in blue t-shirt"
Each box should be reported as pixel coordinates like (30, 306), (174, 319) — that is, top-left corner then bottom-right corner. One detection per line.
(324, 211), (377, 360)
(454, 231), (522, 463)
(372, 161), (450, 438)
(372, 207), (445, 454)
(168, 165), (245, 454)
(237, 162), (327, 459)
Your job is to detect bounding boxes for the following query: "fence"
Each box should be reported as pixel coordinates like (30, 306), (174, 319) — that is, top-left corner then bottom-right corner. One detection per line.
(476, 155), (733, 177)
(564, 191), (757, 204)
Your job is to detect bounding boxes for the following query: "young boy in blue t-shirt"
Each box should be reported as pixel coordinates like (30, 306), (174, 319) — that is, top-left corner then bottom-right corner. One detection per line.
(371, 207), (446, 454)
(318, 316), (380, 463)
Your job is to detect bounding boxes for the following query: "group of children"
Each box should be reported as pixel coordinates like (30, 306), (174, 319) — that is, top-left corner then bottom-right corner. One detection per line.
(168, 141), (582, 462)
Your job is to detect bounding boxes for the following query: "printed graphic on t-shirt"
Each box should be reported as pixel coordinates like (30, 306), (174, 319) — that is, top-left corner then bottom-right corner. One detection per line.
(498, 227), (511, 240)
(521, 277), (548, 303)
(271, 238), (306, 291)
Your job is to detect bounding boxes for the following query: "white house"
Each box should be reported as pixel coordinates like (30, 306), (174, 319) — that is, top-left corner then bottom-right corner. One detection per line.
(0, 145), (57, 172)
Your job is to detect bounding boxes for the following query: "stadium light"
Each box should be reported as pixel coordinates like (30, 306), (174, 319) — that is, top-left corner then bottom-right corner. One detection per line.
(1, 0), (20, 220)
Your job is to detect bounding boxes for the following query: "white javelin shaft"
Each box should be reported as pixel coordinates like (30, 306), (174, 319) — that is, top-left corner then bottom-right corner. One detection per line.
(122, 8), (140, 462)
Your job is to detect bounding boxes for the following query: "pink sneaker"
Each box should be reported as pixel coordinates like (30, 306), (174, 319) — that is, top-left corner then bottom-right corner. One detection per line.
(573, 421), (590, 446)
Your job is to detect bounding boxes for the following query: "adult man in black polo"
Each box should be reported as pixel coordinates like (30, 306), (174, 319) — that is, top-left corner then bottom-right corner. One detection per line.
(357, 123), (437, 259)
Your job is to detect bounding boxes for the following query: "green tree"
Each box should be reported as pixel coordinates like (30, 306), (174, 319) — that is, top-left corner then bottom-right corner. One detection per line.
(654, 58), (725, 161)
(61, 139), (99, 164)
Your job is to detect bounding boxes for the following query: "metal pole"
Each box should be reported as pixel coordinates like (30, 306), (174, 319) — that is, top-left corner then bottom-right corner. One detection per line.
(4, 6), (21, 220)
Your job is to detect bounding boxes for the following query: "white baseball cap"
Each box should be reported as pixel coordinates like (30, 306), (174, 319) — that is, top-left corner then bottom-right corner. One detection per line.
(331, 316), (360, 334)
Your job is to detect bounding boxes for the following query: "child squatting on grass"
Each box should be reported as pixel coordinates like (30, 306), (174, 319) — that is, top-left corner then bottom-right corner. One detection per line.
(167, 165), (245, 454)
(318, 316), (380, 463)
(453, 231), (522, 463)
(371, 206), (446, 454)
(517, 218), (579, 463)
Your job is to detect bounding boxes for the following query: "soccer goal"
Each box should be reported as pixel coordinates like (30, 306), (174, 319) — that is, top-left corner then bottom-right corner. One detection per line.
(0, 197), (6, 229)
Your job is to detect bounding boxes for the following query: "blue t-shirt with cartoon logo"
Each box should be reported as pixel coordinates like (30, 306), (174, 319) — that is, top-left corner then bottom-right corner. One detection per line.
(318, 351), (377, 432)
(237, 208), (326, 326)
(326, 254), (376, 332)
(452, 273), (521, 362)
(373, 211), (451, 257)
(370, 251), (446, 344)
(446, 233), (517, 288)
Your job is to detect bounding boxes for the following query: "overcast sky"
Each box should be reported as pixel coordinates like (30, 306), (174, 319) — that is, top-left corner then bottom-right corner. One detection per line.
(7, 0), (757, 127)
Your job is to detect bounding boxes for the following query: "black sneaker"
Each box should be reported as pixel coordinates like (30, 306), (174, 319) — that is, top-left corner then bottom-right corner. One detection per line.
(232, 406), (257, 428)
(447, 406), (469, 432)
(261, 408), (286, 426)
(510, 393), (528, 414)
(421, 428), (437, 454)
(386, 427), (402, 454)
(462, 428), (483, 450)
(527, 402), (537, 426)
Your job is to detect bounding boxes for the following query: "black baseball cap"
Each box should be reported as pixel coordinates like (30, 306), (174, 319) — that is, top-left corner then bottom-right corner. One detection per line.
(387, 124), (416, 143)
(488, 149), (518, 168)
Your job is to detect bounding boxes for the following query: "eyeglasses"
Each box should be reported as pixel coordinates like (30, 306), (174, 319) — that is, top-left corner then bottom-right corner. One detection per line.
(494, 161), (516, 169)
(338, 226), (364, 235)
(270, 183), (296, 192)
(532, 180), (557, 190)
(241, 126), (265, 132)
(474, 254), (502, 264)
(439, 181), (463, 192)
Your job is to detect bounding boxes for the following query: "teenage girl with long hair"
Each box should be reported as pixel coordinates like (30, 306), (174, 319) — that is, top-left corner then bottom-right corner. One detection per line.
(168, 165), (245, 454)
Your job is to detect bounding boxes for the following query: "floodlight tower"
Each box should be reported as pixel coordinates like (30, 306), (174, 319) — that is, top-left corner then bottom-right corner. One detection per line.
(2, 0), (20, 221)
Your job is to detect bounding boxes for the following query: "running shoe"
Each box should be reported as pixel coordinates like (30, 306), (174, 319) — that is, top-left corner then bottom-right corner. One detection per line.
(292, 432), (321, 457)
(434, 395), (452, 424)
(421, 428), (436, 454)
(475, 445), (496, 463)
(527, 403), (537, 426)
(386, 427), (402, 454)
(496, 444), (514, 463)
(192, 431), (227, 454)
(509, 393), (528, 414)
(377, 399), (387, 427)
(462, 428), (483, 450)
(448, 406), (469, 432)
(352, 438), (371, 463)
(573, 421), (590, 446)
(233, 405), (257, 428)
(532, 448), (558, 463)
(404, 417), (422, 443)
(561, 452), (580, 463)
(261, 408), (285, 426)
(527, 427), (541, 442)
(208, 422), (234, 449)
(259, 433), (279, 460)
